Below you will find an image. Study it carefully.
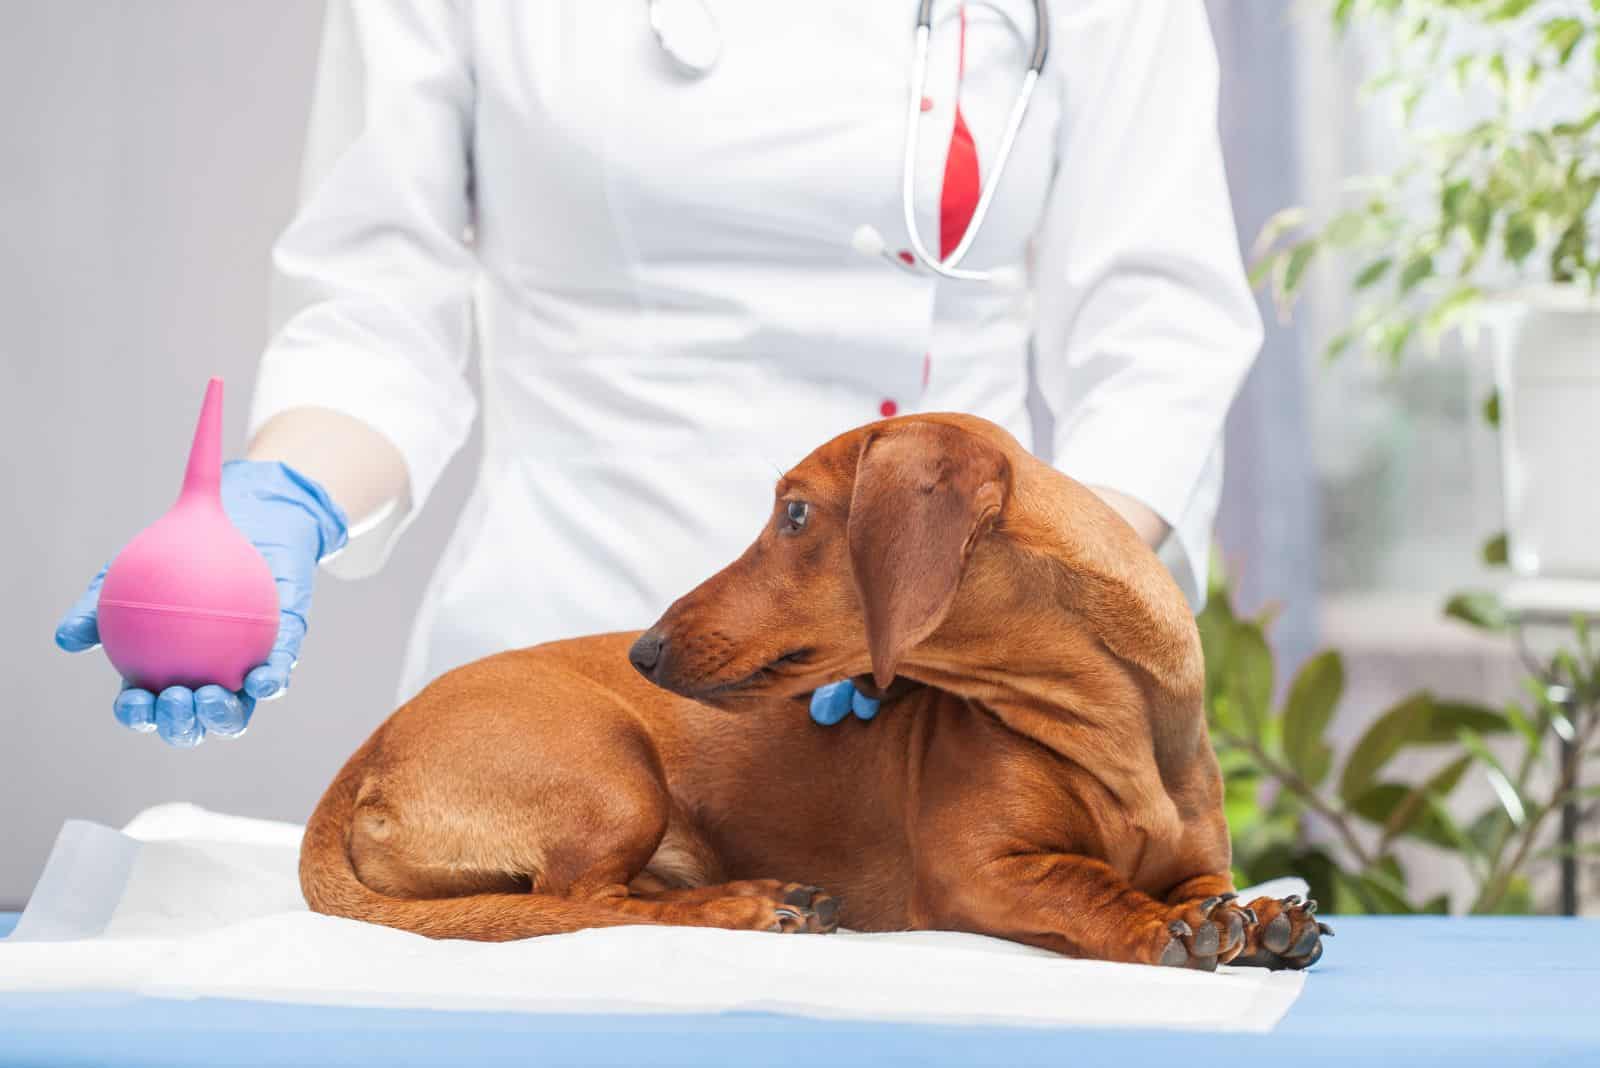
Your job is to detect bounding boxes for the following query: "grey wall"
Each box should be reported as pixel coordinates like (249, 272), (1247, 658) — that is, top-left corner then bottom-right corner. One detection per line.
(0, 1), (483, 907)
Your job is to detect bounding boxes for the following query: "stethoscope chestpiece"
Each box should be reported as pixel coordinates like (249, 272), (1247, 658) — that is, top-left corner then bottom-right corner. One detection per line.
(648, 0), (722, 78)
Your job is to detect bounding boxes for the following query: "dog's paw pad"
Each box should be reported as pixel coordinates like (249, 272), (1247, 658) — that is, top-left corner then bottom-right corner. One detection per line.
(768, 884), (840, 933)
(1234, 895), (1327, 971)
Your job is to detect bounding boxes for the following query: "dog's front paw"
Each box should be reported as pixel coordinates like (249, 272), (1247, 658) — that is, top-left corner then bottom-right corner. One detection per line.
(1154, 893), (1250, 971)
(1232, 894), (1331, 970)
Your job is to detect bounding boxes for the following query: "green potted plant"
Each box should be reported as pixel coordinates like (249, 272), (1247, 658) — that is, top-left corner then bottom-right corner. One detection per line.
(1202, 564), (1600, 914)
(1253, 0), (1600, 579)
(1220, 0), (1600, 913)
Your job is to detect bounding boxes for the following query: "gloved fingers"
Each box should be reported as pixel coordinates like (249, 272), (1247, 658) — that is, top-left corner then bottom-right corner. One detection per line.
(55, 565), (109, 652)
(113, 685), (157, 733)
(195, 685), (253, 738)
(243, 648), (297, 702)
(850, 689), (881, 721)
(154, 686), (205, 748)
(809, 680), (856, 726)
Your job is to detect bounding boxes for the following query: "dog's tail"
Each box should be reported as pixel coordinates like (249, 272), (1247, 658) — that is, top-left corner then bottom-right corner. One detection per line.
(298, 735), (639, 942)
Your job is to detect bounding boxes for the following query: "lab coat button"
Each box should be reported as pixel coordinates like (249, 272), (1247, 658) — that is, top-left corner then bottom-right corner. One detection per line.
(880, 399), (898, 418)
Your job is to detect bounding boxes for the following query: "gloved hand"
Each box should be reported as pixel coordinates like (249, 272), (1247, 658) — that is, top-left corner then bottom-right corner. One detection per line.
(809, 679), (880, 726)
(55, 460), (348, 747)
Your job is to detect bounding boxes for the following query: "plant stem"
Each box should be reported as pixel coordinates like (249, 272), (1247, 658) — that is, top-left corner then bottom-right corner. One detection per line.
(1218, 730), (1377, 870)
(1471, 702), (1599, 914)
(1477, 702), (1554, 885)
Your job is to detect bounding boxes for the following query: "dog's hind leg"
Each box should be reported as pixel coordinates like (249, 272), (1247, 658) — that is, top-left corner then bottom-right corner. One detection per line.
(318, 676), (841, 941)
(624, 809), (840, 931)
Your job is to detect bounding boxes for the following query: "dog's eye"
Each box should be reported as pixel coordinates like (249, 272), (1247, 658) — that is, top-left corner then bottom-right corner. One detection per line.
(781, 500), (811, 534)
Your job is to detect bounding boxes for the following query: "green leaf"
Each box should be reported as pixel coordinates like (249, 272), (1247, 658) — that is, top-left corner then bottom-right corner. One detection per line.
(1330, 869), (1379, 914)
(1458, 729), (1528, 826)
(1419, 794), (1480, 860)
(1350, 755), (1473, 849)
(1347, 857), (1418, 915)
(1433, 282), (1478, 337)
(1340, 693), (1433, 804)
(1247, 255), (1275, 290)
(1282, 652), (1343, 788)
(1301, 745), (1334, 794)
(1483, 390), (1500, 427)
(1466, 805), (1511, 861)
(1354, 258), (1393, 289)
(1198, 594), (1235, 713)
(1399, 255), (1435, 293)
(1416, 701), (1510, 745)
(1254, 206), (1306, 255)
(1553, 110), (1600, 137)
(1488, 53), (1510, 91)
(1541, 16), (1585, 65)
(1226, 620), (1274, 741)
(1424, 286), (1482, 339)
(1204, 551), (1235, 621)
(1282, 242), (1319, 299)
(1338, 694), (1506, 809)
(1380, 318), (1417, 364)
(1324, 329), (1356, 362)
(1490, 0), (1538, 19)
(1533, 841), (1600, 862)
(1482, 532), (1508, 566)
(1505, 216), (1537, 264)
(1347, 777), (1441, 843)
(1325, 211), (1367, 246)
(1504, 700), (1540, 749)
(1444, 590), (1508, 631)
(1466, 197), (1494, 249)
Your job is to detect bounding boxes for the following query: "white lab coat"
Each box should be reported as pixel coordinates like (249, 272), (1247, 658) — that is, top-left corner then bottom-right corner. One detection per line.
(250, 0), (1263, 702)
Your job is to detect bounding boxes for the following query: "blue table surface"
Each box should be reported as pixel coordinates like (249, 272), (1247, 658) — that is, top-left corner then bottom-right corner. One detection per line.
(1, 911), (1595, 1067)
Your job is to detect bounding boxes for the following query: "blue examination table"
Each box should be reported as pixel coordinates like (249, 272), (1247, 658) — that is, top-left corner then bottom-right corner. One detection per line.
(1, 913), (1594, 1066)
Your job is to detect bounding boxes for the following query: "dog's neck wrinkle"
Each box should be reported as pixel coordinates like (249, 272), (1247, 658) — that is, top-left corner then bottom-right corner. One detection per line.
(900, 661), (1166, 813)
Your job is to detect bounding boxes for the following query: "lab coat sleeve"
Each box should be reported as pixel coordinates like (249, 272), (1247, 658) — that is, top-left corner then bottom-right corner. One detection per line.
(1031, 0), (1262, 608)
(249, 0), (477, 573)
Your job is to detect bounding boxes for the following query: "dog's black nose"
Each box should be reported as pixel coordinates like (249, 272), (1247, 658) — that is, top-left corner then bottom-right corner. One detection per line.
(629, 631), (664, 676)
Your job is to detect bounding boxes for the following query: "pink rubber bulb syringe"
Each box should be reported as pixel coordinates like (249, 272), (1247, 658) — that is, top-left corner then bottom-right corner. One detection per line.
(95, 378), (280, 693)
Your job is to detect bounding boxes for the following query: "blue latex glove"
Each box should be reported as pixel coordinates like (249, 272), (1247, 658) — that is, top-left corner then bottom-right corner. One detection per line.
(809, 679), (880, 726)
(55, 460), (348, 747)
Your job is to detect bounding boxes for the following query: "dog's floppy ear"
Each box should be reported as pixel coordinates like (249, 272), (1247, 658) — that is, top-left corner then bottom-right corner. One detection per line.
(848, 422), (1008, 688)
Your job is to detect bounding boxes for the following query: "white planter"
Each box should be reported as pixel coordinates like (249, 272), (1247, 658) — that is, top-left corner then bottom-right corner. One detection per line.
(1484, 285), (1600, 578)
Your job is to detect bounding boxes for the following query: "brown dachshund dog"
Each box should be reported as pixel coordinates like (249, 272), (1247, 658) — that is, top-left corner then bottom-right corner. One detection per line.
(301, 413), (1327, 970)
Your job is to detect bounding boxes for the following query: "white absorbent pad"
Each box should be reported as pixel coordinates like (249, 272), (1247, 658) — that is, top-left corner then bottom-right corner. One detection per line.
(2, 805), (1308, 1031)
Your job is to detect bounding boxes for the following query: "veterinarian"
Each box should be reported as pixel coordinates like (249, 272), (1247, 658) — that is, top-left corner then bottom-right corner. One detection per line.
(55, 0), (1262, 746)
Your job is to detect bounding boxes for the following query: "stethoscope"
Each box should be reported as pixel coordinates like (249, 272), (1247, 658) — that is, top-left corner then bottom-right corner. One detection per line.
(647, 0), (1050, 284)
